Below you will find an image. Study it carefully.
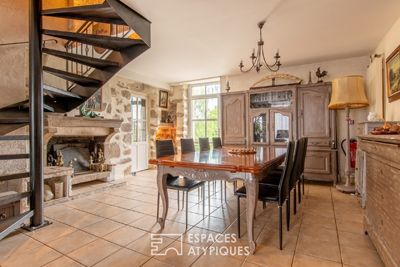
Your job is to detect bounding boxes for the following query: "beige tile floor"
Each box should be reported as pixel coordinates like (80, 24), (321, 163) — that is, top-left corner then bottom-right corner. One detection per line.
(0, 169), (384, 267)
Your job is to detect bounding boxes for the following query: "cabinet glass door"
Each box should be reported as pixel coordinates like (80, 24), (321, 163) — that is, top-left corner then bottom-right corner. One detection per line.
(270, 109), (291, 145)
(252, 112), (268, 143)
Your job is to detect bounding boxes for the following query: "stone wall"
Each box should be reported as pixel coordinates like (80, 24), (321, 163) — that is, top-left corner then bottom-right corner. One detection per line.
(0, 74), (183, 182)
(169, 85), (189, 152)
(68, 75), (174, 178)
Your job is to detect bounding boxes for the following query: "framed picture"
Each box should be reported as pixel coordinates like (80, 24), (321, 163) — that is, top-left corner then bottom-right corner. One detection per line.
(82, 90), (102, 112)
(159, 90), (169, 108)
(386, 45), (400, 102)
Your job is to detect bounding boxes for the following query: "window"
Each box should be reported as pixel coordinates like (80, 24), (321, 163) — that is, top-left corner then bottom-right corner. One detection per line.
(190, 82), (220, 141)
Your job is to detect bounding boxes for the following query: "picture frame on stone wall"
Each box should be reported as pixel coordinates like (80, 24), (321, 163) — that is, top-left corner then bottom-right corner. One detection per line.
(159, 90), (169, 108)
(386, 44), (400, 102)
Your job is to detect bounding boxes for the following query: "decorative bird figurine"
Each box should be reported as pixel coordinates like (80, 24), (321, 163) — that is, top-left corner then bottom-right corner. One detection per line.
(315, 67), (328, 83)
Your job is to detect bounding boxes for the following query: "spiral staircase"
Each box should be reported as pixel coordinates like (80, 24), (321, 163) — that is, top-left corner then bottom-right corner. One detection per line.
(0, 0), (151, 239)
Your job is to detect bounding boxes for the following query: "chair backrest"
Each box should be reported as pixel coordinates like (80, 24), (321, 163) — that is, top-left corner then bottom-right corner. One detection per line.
(180, 138), (195, 154)
(156, 140), (175, 158)
(299, 137), (308, 175)
(212, 137), (222, 148)
(289, 139), (304, 189)
(278, 141), (295, 205)
(199, 138), (210, 151)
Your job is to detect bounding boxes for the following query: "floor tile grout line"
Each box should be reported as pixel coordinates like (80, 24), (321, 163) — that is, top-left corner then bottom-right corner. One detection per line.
(330, 185), (345, 266)
(290, 182), (306, 267)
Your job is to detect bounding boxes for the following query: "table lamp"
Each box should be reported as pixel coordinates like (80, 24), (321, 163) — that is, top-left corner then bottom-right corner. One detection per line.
(329, 75), (369, 193)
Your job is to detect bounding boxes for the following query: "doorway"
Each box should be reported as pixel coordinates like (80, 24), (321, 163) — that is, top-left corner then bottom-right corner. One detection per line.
(131, 95), (148, 173)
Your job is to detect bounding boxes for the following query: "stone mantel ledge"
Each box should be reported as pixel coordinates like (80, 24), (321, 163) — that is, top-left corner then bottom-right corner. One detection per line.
(44, 114), (123, 142)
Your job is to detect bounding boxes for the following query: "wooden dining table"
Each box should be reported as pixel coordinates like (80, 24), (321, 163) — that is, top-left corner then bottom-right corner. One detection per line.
(149, 146), (286, 254)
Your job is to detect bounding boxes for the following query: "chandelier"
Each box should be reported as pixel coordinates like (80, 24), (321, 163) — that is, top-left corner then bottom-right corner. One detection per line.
(239, 21), (281, 73)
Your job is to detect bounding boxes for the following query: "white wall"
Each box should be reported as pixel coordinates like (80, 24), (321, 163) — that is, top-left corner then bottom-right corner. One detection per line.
(366, 16), (400, 121)
(221, 55), (370, 179)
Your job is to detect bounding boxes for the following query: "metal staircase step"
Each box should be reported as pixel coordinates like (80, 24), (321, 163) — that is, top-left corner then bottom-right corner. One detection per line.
(0, 210), (34, 240)
(42, 30), (144, 51)
(4, 100), (54, 112)
(43, 48), (120, 70)
(44, 84), (82, 99)
(42, 3), (127, 25)
(0, 192), (31, 207)
(0, 172), (29, 182)
(19, 102), (54, 113)
(43, 66), (102, 87)
(0, 112), (29, 124)
(0, 124), (28, 135)
(0, 154), (30, 160)
(0, 136), (29, 141)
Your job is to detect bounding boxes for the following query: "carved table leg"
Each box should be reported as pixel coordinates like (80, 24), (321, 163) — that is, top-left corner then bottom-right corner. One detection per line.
(157, 166), (168, 229)
(245, 174), (259, 254)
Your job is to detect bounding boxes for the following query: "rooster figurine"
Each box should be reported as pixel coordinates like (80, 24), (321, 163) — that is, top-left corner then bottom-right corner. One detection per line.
(315, 67), (328, 83)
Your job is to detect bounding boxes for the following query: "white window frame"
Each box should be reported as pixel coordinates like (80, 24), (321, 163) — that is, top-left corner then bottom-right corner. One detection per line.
(188, 81), (221, 140)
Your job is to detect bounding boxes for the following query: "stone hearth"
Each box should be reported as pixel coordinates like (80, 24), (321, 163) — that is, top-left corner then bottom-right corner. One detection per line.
(45, 114), (123, 186)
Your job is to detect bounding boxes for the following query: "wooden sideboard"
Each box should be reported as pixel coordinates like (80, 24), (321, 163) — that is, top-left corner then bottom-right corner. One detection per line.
(221, 82), (337, 182)
(359, 135), (400, 267)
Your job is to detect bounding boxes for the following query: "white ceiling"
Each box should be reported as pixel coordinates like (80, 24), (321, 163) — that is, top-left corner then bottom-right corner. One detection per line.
(119, 0), (400, 87)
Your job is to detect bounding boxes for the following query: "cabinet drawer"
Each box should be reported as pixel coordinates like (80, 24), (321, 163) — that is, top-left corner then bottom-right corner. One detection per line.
(359, 140), (400, 165)
(304, 151), (331, 174)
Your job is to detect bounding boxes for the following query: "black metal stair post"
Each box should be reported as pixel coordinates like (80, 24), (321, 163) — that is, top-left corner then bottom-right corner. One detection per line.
(29, 0), (45, 227)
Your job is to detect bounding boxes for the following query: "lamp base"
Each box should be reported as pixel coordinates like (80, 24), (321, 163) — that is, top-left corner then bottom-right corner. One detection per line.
(336, 183), (355, 194)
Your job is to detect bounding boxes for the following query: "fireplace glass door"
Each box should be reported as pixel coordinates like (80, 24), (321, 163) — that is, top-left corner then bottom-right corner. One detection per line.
(132, 96), (148, 173)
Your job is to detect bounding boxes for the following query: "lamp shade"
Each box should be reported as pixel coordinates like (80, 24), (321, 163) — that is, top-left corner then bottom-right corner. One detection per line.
(328, 75), (369, 110)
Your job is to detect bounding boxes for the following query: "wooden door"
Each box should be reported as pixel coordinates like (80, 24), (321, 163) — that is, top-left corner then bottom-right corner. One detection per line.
(298, 85), (334, 148)
(131, 95), (148, 173)
(221, 93), (246, 145)
(298, 84), (337, 182)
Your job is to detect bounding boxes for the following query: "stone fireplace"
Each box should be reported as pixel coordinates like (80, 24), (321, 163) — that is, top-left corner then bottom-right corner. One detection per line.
(45, 114), (123, 185)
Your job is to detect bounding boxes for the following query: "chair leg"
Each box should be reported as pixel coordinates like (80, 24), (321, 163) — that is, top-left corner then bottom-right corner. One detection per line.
(286, 197), (290, 231)
(186, 190), (189, 230)
(220, 180), (223, 202)
(263, 201), (266, 209)
(278, 205), (283, 250)
(156, 193), (160, 222)
(208, 182), (211, 215)
(302, 174), (305, 195)
(294, 188), (297, 215)
(237, 196), (241, 238)
(177, 190), (180, 210)
(202, 185), (205, 218)
(182, 191), (185, 210)
(224, 181), (227, 202)
(298, 180), (302, 203)
(198, 187), (200, 202)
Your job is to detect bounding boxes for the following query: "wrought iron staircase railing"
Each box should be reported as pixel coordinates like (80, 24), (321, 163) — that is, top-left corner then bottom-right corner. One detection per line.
(0, 0), (151, 240)
(64, 20), (131, 90)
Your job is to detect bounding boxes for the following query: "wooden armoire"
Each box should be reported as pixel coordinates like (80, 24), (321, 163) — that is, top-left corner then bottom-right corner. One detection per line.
(221, 82), (338, 182)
